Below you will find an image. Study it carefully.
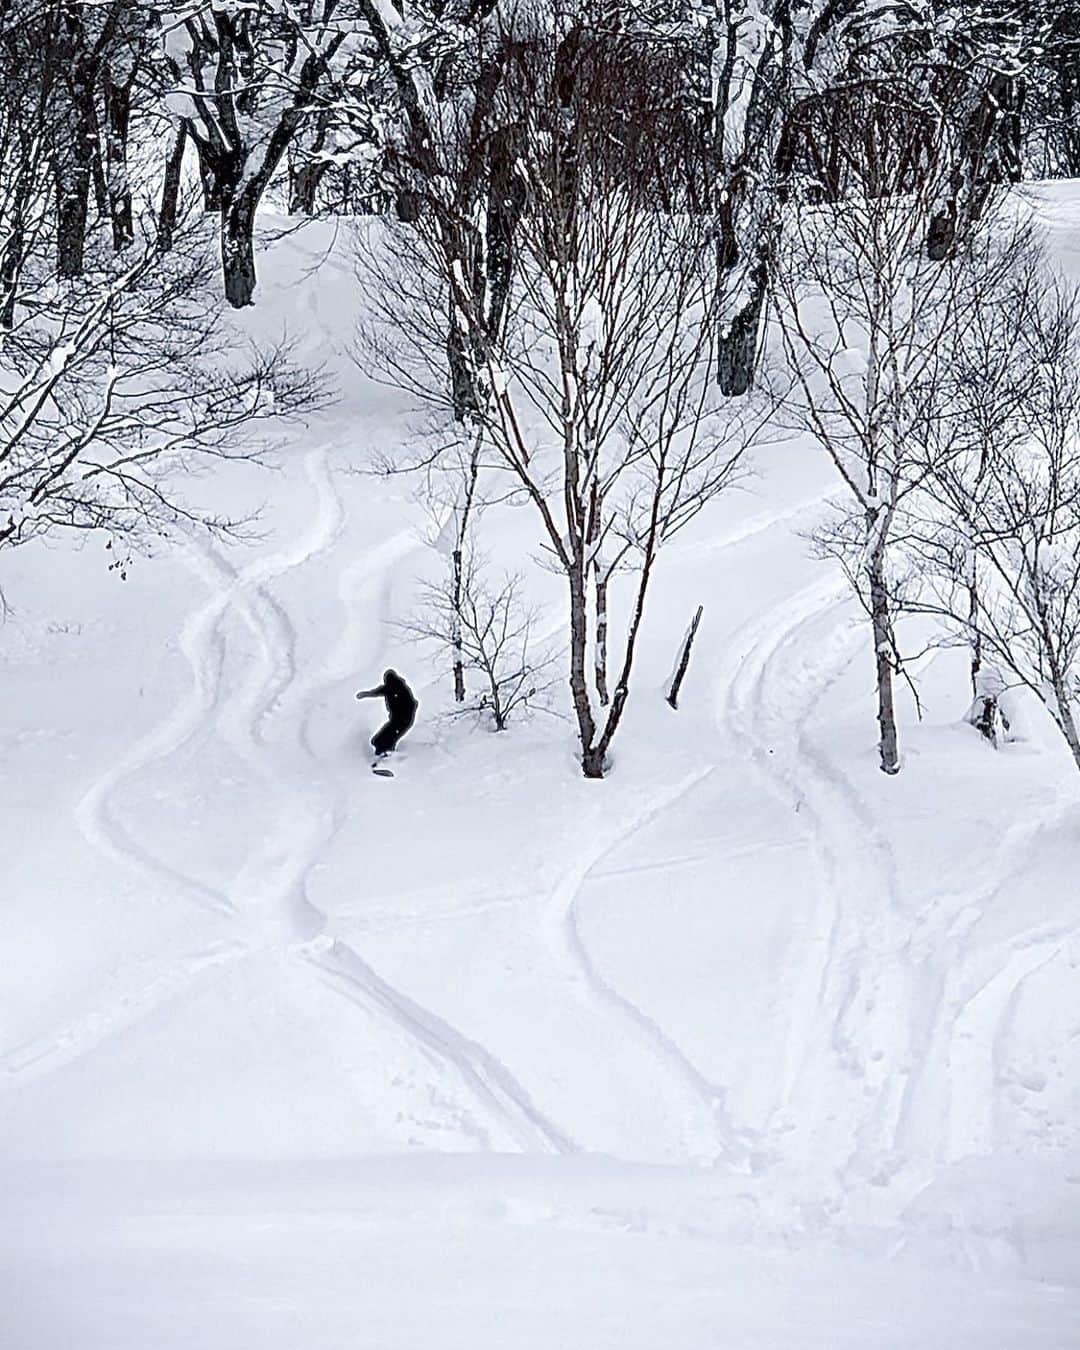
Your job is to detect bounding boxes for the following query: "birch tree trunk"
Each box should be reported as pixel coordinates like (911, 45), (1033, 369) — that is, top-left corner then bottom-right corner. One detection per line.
(963, 564), (1002, 744)
(568, 559), (601, 777)
(1048, 668), (1080, 772)
(449, 429), (481, 701)
(717, 254), (768, 395)
(868, 537), (900, 774)
(594, 573), (610, 707)
(451, 539), (466, 702)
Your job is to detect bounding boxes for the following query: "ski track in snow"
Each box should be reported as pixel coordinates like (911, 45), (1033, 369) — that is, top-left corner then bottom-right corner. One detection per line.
(216, 457), (572, 1154)
(947, 940), (1064, 1162)
(713, 570), (1080, 1193)
(542, 770), (752, 1165)
(53, 447), (577, 1154)
(295, 936), (576, 1155)
(507, 492), (852, 1166)
(667, 486), (836, 562)
(74, 543), (239, 918)
(208, 444), (347, 937)
(714, 573), (912, 1178)
(73, 442), (354, 922)
(895, 788), (1080, 1168)
(0, 941), (248, 1087)
(50, 444), (1080, 1177)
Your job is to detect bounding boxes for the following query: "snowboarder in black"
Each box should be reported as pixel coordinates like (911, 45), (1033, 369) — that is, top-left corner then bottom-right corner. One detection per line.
(356, 669), (418, 759)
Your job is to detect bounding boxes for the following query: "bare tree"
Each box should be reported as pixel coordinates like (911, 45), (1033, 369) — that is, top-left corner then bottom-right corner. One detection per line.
(909, 246), (1080, 770)
(772, 113), (1017, 774)
(401, 425), (488, 705)
(360, 15), (767, 777)
(405, 551), (560, 732)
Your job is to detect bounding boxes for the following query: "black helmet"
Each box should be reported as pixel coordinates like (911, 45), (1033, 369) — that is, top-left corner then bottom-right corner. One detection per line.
(383, 668), (396, 683)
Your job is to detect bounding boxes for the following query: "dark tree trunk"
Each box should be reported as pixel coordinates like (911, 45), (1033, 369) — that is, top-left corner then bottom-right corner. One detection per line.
(926, 197), (958, 263)
(485, 127), (527, 342)
(52, 1), (99, 282)
(56, 169), (92, 278)
(581, 745), (606, 779)
(158, 121), (188, 252)
(161, 11), (343, 302)
(448, 430), (480, 700)
(287, 110), (332, 215)
(91, 126), (109, 217)
(217, 100), (318, 306)
(198, 148), (224, 211)
(1054, 42), (1080, 176)
(717, 257), (767, 396)
(667, 605), (704, 710)
(0, 177), (28, 328)
(968, 574), (982, 697)
(927, 72), (1020, 261)
(103, 74), (134, 251)
(447, 315), (481, 421)
(395, 189), (423, 223)
(221, 184), (258, 307)
(55, 78), (97, 278)
(451, 544), (466, 702)
(964, 573), (998, 744)
(288, 159), (327, 215)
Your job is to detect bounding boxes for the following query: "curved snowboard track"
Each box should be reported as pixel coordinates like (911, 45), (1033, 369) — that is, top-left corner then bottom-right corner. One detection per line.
(74, 443), (350, 920)
(295, 937), (577, 1155)
(213, 459), (576, 1154)
(511, 493), (852, 1166)
(895, 786), (1080, 1169)
(58, 446), (576, 1155)
(0, 940), (247, 1088)
(714, 573), (912, 1182)
(74, 540), (239, 918)
(542, 769), (755, 1165)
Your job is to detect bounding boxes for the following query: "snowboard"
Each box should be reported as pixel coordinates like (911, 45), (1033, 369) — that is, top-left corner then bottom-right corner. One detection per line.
(372, 764), (394, 778)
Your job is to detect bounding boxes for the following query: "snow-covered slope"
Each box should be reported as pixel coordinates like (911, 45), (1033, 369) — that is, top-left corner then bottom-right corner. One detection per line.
(2, 196), (1079, 1348)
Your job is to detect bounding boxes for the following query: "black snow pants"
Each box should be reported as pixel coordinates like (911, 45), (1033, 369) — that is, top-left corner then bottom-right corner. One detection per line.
(371, 711), (414, 756)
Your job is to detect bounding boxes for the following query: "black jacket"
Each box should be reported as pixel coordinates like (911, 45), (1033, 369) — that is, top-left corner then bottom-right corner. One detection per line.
(381, 672), (418, 728)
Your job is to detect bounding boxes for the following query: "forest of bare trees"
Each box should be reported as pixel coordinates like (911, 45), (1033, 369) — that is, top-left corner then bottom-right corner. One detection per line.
(5, 0), (1080, 775)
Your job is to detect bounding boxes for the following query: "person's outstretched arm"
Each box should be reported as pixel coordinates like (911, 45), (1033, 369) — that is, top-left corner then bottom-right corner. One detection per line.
(355, 685), (385, 700)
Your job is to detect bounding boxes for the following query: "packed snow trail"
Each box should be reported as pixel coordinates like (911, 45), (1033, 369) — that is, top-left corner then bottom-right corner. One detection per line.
(74, 540), (240, 919)
(296, 936), (577, 1154)
(541, 767), (748, 1165)
(894, 785), (1080, 1169)
(714, 573), (914, 1182)
(0, 941), (247, 1087)
(61, 446), (580, 1155)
